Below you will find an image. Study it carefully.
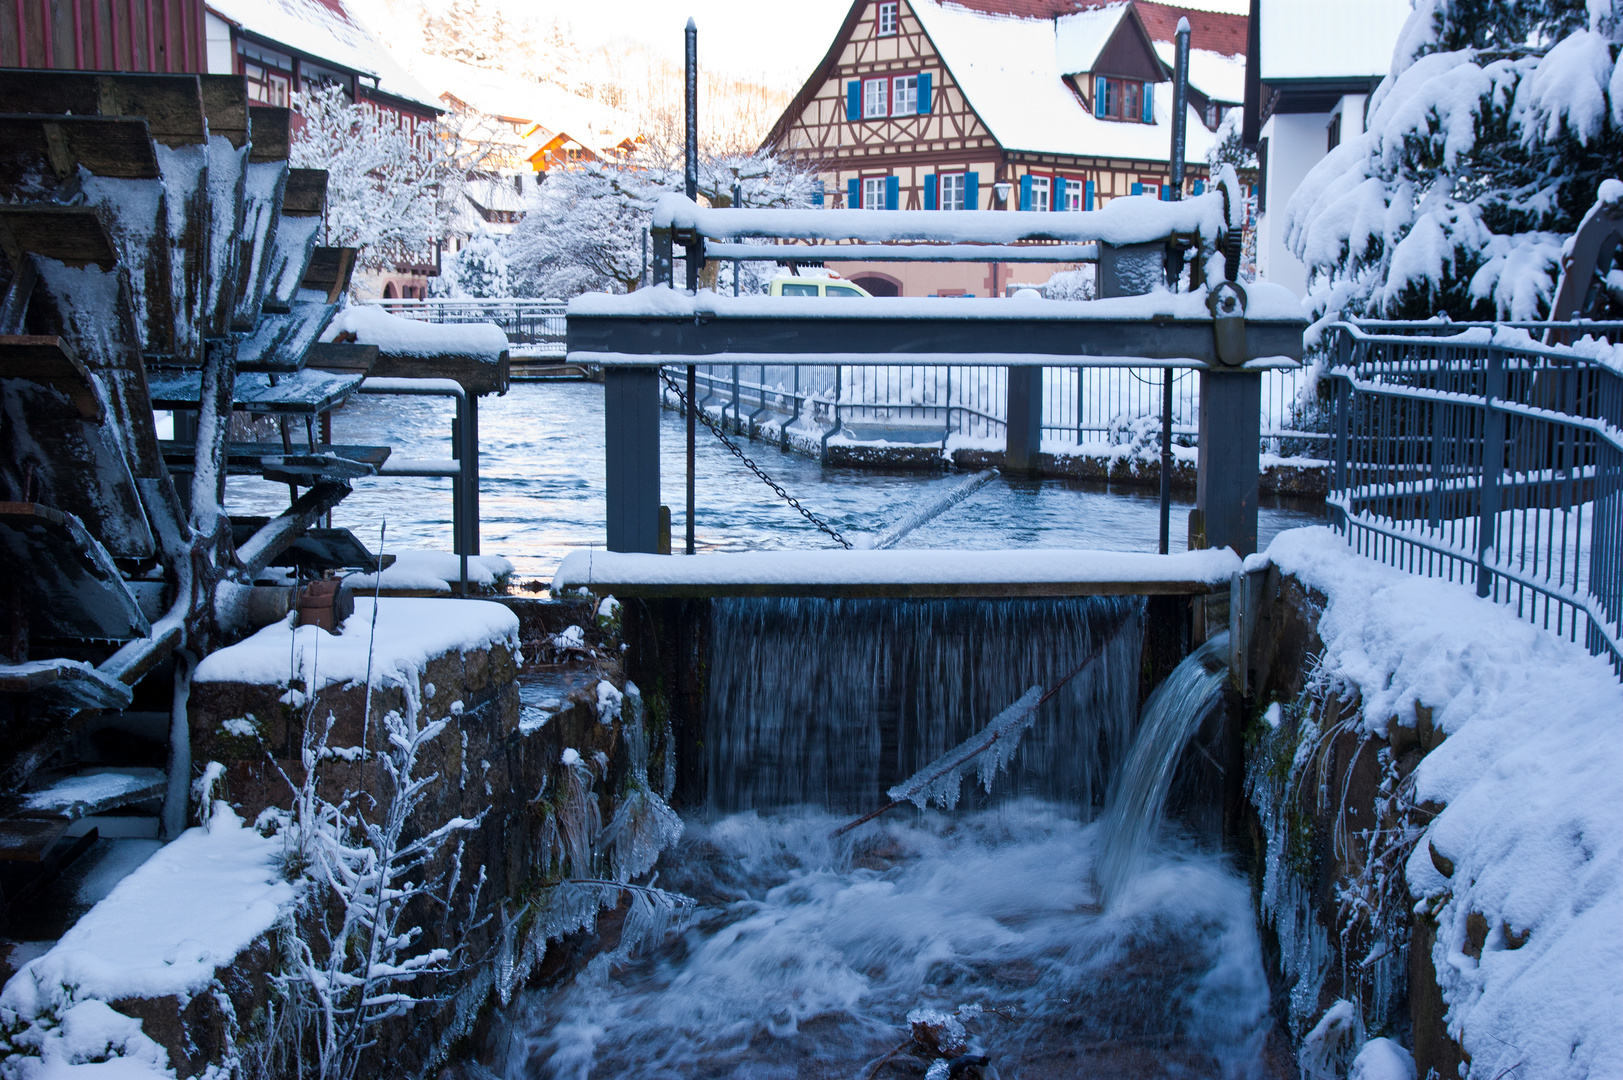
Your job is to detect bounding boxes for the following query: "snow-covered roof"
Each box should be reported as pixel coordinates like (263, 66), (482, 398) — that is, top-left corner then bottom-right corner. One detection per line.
(1152, 41), (1247, 104)
(1054, 4), (1131, 77)
(402, 50), (638, 149)
(206, 0), (439, 110)
(910, 0), (1216, 161)
(1258, 0), (1411, 82)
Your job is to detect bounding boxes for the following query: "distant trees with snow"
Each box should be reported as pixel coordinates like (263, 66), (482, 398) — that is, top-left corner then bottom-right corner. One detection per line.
(290, 85), (489, 277)
(431, 227), (511, 298)
(504, 149), (819, 298)
(1285, 0), (1623, 322)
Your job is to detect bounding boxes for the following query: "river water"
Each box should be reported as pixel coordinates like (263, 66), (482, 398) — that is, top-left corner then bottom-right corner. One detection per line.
(223, 382), (1324, 583)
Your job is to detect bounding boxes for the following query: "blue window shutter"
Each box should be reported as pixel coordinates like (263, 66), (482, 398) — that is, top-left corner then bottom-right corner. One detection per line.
(885, 175), (899, 210)
(964, 171), (979, 210)
(1084, 179), (1095, 210)
(812, 180), (825, 206)
(918, 72), (933, 114)
(847, 81), (861, 122)
(848, 177), (861, 209)
(1142, 82), (1154, 123)
(924, 173), (938, 210)
(1095, 75), (1107, 114)
(1053, 178), (1065, 211)
(1019, 174), (1032, 211)
(1192, 179), (1205, 195)
(1131, 182), (1144, 196)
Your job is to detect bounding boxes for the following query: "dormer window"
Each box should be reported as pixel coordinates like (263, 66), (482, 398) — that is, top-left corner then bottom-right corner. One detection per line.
(1094, 75), (1154, 123)
(877, 1), (898, 36)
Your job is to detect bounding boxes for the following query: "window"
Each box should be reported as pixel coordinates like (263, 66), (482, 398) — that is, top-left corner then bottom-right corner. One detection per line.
(892, 74), (918, 116)
(1092, 75), (1153, 123)
(1063, 178), (1083, 211)
(240, 42), (293, 107)
(827, 284), (865, 298)
(1030, 175), (1051, 212)
(1327, 112), (1342, 152)
(877, 1), (897, 35)
(862, 176), (887, 209)
(939, 172), (966, 211)
(781, 282), (819, 296)
(863, 78), (888, 119)
(300, 60), (352, 97)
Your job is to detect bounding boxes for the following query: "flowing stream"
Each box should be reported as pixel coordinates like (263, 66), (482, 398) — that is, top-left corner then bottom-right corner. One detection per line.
(502, 603), (1278, 1079)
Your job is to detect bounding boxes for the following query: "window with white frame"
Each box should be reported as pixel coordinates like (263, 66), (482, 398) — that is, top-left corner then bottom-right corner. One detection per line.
(892, 74), (919, 116)
(939, 172), (966, 211)
(863, 78), (888, 119)
(1030, 175), (1051, 212)
(240, 42), (293, 107)
(862, 176), (887, 209)
(1063, 178), (1083, 211)
(877, 1), (898, 35)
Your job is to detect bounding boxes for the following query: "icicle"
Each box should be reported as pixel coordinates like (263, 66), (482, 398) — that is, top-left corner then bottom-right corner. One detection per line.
(887, 686), (1045, 811)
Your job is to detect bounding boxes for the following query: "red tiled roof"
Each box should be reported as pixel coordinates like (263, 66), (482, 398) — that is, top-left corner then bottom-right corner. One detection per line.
(939, 0), (1248, 58)
(1132, 1), (1248, 55)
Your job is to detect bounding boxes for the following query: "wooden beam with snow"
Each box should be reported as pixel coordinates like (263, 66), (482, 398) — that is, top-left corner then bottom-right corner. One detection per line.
(0, 115), (161, 185)
(0, 659), (135, 711)
(234, 481), (354, 580)
(233, 298), (338, 372)
(0, 503), (150, 640)
(300, 247), (359, 303)
(146, 368), (365, 415)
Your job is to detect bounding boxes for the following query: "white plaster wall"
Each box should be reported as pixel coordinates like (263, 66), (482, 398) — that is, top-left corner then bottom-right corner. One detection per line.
(1255, 110), (1331, 296)
(205, 13), (234, 76)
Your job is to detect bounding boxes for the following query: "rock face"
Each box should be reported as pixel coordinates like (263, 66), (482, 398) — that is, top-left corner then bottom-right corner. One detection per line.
(1243, 568), (1460, 1078)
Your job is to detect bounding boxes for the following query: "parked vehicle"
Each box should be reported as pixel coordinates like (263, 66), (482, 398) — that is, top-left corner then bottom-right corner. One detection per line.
(769, 276), (873, 298)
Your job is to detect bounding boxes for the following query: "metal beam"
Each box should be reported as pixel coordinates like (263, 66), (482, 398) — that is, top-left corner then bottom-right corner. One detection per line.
(568, 313), (1304, 367)
(703, 241), (1100, 263)
(604, 367), (661, 553)
(1193, 370), (1261, 556)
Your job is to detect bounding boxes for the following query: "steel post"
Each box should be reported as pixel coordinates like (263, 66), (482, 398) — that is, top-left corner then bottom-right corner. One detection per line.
(684, 19), (699, 294)
(1160, 368), (1173, 553)
(1194, 369), (1261, 555)
(1005, 366), (1043, 473)
(686, 364), (696, 554)
(605, 366), (662, 553)
(1478, 347), (1506, 597)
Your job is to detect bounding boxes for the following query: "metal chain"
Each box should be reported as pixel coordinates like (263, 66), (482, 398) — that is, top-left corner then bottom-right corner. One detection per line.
(659, 368), (852, 549)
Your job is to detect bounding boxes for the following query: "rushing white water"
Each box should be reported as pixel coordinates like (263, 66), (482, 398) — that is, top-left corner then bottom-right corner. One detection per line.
(1093, 633), (1232, 904)
(501, 802), (1272, 1079)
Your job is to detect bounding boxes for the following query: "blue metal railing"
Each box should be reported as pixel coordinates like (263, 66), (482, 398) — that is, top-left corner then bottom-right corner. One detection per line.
(1327, 321), (1623, 672)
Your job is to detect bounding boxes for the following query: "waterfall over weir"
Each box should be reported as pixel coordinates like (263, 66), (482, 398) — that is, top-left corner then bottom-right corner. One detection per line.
(704, 596), (1144, 816)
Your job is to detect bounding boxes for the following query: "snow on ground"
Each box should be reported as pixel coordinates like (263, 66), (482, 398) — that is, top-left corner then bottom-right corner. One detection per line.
(0, 806), (296, 1079)
(193, 597), (519, 697)
(323, 303), (508, 359)
(553, 546), (1242, 593)
(344, 550), (515, 593)
(1260, 527), (1623, 1080)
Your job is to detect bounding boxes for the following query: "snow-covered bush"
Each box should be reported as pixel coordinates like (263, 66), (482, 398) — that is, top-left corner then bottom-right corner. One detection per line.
(505, 149), (818, 298)
(1285, 0), (1623, 323)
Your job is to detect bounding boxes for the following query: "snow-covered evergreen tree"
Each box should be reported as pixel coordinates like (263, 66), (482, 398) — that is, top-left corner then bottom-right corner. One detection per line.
(504, 149), (817, 298)
(1285, 0), (1623, 323)
(432, 227), (511, 298)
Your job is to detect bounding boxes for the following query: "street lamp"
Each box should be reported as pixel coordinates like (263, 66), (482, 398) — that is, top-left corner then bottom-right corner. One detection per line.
(993, 181), (1012, 205)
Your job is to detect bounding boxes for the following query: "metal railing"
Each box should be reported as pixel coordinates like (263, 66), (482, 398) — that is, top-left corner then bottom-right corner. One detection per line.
(660, 361), (1326, 455)
(370, 298), (566, 352)
(1327, 321), (1623, 671)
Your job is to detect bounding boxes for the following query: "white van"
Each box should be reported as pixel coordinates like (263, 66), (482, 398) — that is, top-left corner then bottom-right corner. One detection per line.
(769, 277), (873, 298)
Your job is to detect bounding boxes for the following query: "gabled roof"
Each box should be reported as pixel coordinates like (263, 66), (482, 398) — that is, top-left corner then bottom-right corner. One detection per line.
(907, 0), (1218, 159)
(404, 50), (638, 150)
(1053, 4), (1133, 77)
(206, 0), (439, 111)
(1152, 41), (1246, 103)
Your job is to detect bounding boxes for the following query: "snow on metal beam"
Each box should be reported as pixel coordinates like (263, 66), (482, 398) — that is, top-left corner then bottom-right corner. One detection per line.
(703, 241), (1101, 263)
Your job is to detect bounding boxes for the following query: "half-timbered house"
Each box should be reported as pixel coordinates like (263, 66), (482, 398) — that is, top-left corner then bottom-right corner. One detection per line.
(763, 0), (1247, 297)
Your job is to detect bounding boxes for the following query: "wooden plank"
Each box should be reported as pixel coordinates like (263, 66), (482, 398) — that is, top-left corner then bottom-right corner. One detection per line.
(0, 73), (205, 148)
(0, 816), (69, 862)
(145, 368), (364, 414)
(0, 115), (159, 188)
(0, 502), (150, 640)
(0, 335), (103, 419)
(369, 350), (511, 397)
(300, 247), (357, 303)
(233, 298), (337, 372)
(236, 480), (354, 578)
(228, 521), (396, 573)
(0, 658), (135, 710)
(160, 442), (391, 475)
(281, 169), (328, 216)
(19, 766), (166, 818)
(247, 106), (291, 164)
(232, 160), (287, 330)
(199, 74), (249, 149)
(562, 578), (1224, 600)
(0, 206), (118, 270)
(303, 342), (379, 376)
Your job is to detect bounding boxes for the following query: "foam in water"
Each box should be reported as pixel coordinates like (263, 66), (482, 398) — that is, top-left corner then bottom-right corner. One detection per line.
(501, 804), (1272, 1079)
(704, 596), (1144, 814)
(1094, 632), (1232, 904)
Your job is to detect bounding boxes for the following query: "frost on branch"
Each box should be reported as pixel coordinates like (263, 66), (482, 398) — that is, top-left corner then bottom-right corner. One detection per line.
(887, 686), (1046, 811)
